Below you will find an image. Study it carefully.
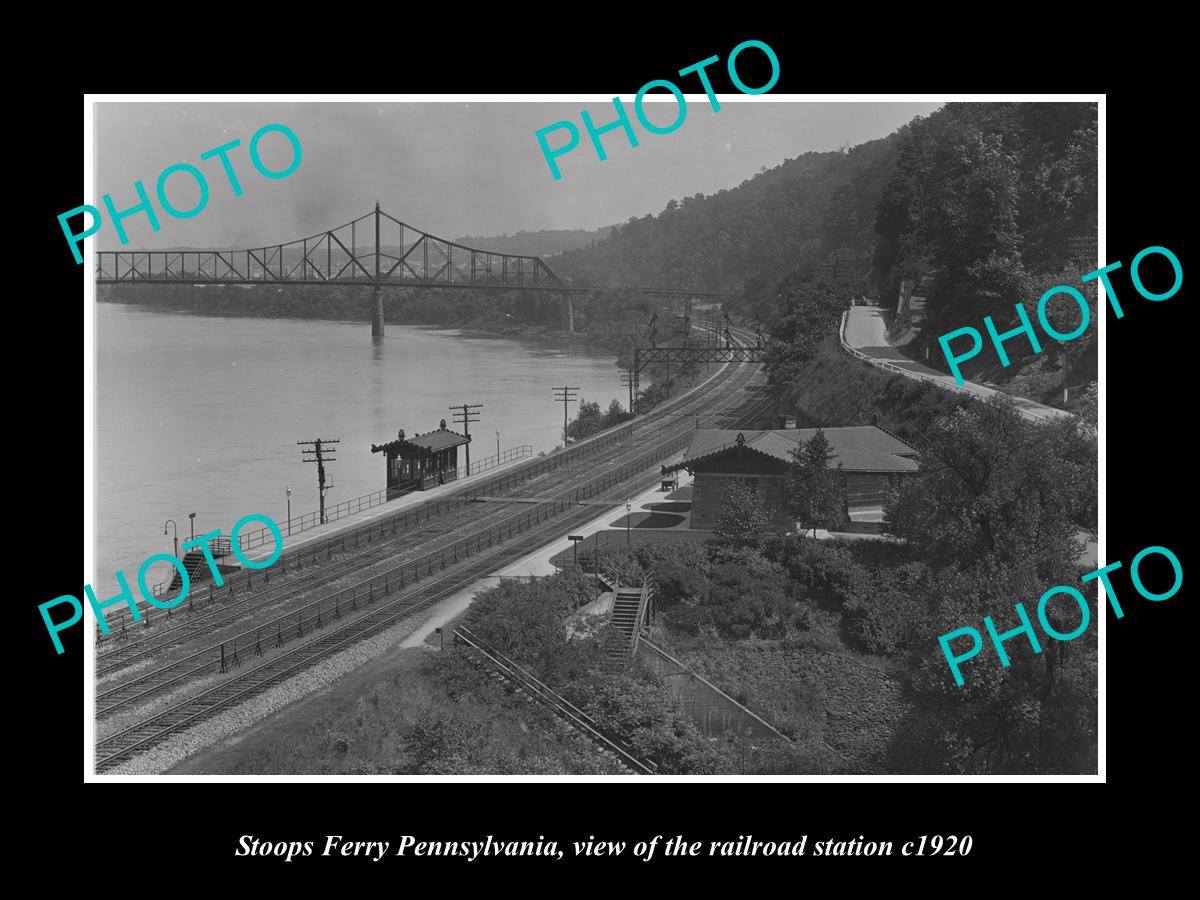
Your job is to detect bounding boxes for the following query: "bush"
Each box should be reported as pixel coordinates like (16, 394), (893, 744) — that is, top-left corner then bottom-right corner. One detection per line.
(653, 559), (708, 608)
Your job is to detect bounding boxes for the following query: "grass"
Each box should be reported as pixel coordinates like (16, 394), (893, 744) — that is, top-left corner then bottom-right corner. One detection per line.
(173, 645), (623, 775)
(549, 529), (711, 569)
(651, 611), (911, 773)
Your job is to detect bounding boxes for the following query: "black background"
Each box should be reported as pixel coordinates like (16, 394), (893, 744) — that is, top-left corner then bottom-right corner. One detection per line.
(19, 24), (1188, 885)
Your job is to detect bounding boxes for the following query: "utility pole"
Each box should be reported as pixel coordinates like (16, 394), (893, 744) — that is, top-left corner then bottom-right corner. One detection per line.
(298, 438), (339, 525)
(620, 368), (635, 416)
(553, 386), (579, 445)
(450, 402), (482, 475)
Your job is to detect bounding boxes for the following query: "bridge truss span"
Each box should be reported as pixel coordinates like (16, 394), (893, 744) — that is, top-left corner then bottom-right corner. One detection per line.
(95, 204), (565, 292)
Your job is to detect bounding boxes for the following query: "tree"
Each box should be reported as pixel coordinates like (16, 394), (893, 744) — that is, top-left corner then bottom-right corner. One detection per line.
(565, 399), (603, 441)
(714, 479), (771, 549)
(879, 398), (1097, 774)
(786, 429), (845, 538)
(886, 396), (1095, 571)
(600, 398), (631, 429)
(887, 557), (1097, 775)
(762, 277), (846, 390)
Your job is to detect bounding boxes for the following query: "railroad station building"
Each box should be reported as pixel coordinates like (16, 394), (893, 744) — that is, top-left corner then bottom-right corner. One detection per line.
(371, 419), (471, 497)
(663, 426), (919, 532)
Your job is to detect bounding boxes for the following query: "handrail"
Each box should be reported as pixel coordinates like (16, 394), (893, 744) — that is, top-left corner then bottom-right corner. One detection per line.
(629, 579), (653, 656)
(108, 329), (751, 636)
(236, 445), (535, 551)
(106, 418), (646, 636)
(150, 535), (231, 596)
(839, 306), (1067, 424)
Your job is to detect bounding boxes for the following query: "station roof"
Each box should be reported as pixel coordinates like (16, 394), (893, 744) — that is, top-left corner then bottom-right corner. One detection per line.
(665, 427), (918, 474)
(372, 424), (471, 456)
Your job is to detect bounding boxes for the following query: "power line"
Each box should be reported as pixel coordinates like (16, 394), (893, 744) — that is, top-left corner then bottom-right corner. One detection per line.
(552, 386), (579, 445)
(450, 402), (482, 475)
(297, 438), (339, 525)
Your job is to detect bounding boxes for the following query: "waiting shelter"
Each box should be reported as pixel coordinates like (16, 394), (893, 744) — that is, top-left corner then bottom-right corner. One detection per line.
(371, 419), (472, 497)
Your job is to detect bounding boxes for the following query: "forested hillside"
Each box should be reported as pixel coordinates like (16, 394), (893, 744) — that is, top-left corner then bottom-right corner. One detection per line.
(454, 227), (613, 256)
(873, 102), (1098, 363)
(104, 103), (1098, 408)
(552, 136), (900, 291)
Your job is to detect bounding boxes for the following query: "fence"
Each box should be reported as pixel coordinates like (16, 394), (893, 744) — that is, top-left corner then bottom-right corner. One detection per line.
(101, 423), (638, 639)
(102, 422), (695, 681)
(106, 353), (752, 640)
(99, 417), (692, 667)
(236, 445), (535, 551)
(458, 445), (532, 479)
(839, 309), (1041, 422)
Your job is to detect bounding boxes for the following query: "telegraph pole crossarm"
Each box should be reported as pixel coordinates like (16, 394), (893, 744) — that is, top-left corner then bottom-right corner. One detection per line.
(298, 438), (340, 525)
(552, 386), (579, 445)
(450, 402), (482, 475)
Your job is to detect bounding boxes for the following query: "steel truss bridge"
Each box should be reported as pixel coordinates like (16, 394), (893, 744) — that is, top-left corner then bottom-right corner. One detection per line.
(94, 204), (727, 301)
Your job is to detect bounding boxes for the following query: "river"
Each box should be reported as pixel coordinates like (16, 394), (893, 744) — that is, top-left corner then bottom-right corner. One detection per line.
(94, 304), (626, 594)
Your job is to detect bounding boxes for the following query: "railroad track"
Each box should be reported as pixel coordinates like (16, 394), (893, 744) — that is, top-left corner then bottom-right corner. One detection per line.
(96, 357), (764, 717)
(97, 325), (754, 653)
(97, 333), (759, 686)
(95, 328), (766, 771)
(96, 429), (656, 677)
(453, 625), (656, 775)
(94, 423), (639, 644)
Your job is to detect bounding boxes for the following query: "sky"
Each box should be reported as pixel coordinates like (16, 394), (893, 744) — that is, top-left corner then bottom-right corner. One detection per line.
(93, 100), (942, 250)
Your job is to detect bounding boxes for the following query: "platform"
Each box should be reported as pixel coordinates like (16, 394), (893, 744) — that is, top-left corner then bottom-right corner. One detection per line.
(242, 451), (533, 565)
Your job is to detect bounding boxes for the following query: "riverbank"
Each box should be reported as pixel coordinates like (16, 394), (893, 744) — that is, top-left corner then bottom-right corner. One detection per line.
(98, 282), (666, 370)
(94, 304), (630, 597)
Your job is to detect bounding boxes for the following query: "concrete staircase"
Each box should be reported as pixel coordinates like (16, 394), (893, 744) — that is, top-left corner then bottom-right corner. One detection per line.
(167, 537), (234, 591)
(604, 583), (652, 666)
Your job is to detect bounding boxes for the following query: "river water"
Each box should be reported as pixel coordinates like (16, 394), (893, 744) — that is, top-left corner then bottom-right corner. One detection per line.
(94, 304), (625, 594)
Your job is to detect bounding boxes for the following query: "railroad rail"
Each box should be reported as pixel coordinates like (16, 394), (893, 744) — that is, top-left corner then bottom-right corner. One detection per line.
(454, 625), (656, 775)
(95, 326), (765, 771)
(96, 352), (761, 716)
(96, 418), (742, 770)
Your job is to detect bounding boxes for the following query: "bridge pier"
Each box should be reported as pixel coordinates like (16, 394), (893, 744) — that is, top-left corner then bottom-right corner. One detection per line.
(371, 285), (385, 337)
(567, 295), (574, 333)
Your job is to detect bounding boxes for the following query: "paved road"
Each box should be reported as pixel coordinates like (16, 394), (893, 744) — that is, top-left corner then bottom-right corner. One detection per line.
(842, 306), (1075, 423)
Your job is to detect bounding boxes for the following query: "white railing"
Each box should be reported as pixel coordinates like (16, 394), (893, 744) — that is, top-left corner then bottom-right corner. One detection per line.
(837, 308), (1073, 426)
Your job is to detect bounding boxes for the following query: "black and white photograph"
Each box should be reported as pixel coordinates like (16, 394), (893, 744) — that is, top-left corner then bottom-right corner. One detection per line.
(81, 95), (1103, 779)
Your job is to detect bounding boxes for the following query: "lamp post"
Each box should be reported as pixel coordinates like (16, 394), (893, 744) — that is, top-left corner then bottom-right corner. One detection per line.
(496, 430), (500, 461)
(286, 485), (292, 536)
(625, 499), (632, 547)
(164, 519), (178, 558)
(188, 512), (196, 540)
